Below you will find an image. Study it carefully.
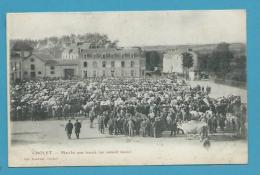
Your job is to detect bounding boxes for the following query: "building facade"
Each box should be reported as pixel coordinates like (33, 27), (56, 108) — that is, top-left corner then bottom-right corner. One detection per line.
(163, 49), (199, 80)
(79, 47), (146, 78)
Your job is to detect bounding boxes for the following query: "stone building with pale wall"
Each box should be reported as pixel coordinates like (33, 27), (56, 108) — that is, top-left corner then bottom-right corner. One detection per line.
(163, 49), (199, 80)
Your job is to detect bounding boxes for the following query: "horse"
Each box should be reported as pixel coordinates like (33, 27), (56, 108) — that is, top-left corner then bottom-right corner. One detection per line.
(81, 101), (95, 118)
(178, 120), (208, 140)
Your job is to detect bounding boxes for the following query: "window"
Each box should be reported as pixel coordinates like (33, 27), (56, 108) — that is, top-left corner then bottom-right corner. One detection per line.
(50, 66), (55, 70)
(111, 61), (115, 68)
(102, 70), (106, 77)
(102, 61), (106, 68)
(93, 61), (97, 68)
(24, 71), (28, 75)
(30, 58), (34, 62)
(84, 55), (86, 59)
(121, 61), (125, 68)
(38, 71), (42, 75)
(96, 53), (101, 58)
(131, 70), (135, 77)
(50, 71), (55, 75)
(87, 53), (92, 58)
(102, 54), (105, 59)
(31, 72), (36, 78)
(131, 61), (135, 68)
(125, 53), (130, 58)
(84, 61), (88, 67)
(111, 70), (115, 77)
(31, 64), (35, 70)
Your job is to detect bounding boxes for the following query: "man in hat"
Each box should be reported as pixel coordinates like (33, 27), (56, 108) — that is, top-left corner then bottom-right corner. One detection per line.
(65, 120), (73, 139)
(74, 119), (82, 139)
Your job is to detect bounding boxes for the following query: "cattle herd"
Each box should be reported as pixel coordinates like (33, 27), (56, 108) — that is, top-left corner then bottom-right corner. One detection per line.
(10, 77), (247, 139)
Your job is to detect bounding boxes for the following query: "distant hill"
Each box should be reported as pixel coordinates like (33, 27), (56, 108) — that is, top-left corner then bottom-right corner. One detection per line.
(140, 43), (246, 55)
(11, 35), (246, 59)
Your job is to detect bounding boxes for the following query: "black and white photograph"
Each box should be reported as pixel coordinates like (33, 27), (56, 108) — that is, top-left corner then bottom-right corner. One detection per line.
(7, 10), (247, 167)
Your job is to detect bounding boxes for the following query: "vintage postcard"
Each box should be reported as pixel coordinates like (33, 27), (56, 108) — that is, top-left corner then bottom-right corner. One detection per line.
(7, 10), (247, 167)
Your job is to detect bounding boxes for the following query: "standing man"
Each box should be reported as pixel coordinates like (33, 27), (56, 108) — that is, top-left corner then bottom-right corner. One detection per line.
(89, 108), (95, 128)
(141, 118), (148, 137)
(74, 119), (82, 139)
(98, 113), (105, 134)
(65, 120), (73, 139)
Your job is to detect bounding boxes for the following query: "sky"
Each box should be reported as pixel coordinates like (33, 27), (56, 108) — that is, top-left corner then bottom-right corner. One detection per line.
(7, 10), (246, 47)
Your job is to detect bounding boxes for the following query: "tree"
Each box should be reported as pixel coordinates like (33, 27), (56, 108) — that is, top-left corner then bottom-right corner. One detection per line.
(12, 40), (34, 52)
(145, 51), (161, 71)
(208, 42), (233, 78)
(198, 53), (209, 71)
(231, 54), (247, 82)
(182, 52), (194, 80)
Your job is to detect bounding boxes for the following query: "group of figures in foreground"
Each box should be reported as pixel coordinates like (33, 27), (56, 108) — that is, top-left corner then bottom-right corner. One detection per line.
(10, 77), (247, 141)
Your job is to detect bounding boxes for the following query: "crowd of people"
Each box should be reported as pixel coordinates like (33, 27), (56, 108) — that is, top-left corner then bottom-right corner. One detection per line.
(10, 77), (247, 139)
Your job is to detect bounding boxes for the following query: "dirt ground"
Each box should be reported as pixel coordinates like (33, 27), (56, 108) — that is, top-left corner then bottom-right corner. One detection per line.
(9, 119), (247, 166)
(188, 80), (247, 103)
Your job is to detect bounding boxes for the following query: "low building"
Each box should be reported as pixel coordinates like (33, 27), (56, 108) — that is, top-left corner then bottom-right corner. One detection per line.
(10, 52), (80, 80)
(163, 49), (199, 80)
(21, 52), (53, 79)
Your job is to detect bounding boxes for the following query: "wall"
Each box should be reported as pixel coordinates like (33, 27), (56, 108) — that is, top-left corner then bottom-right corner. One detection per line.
(163, 51), (199, 74)
(22, 56), (46, 79)
(80, 57), (145, 78)
(10, 58), (23, 81)
(163, 53), (183, 73)
(45, 64), (80, 78)
(45, 65), (62, 78)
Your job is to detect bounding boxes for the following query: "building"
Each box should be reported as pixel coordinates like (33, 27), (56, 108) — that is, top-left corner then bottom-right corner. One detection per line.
(163, 49), (199, 80)
(79, 47), (146, 78)
(10, 51), (30, 81)
(10, 42), (146, 81)
(10, 52), (81, 80)
(61, 41), (110, 60)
